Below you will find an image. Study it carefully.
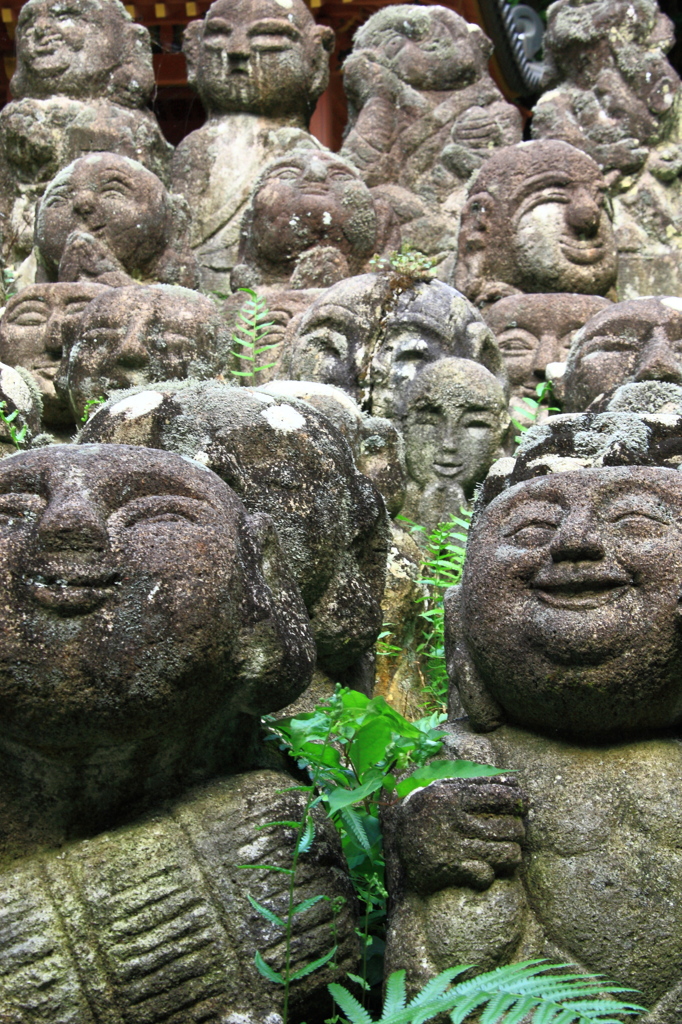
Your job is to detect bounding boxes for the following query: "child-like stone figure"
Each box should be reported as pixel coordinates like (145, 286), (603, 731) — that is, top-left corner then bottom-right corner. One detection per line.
(0, 281), (105, 428)
(383, 413), (682, 1020)
(34, 153), (199, 288)
(563, 296), (682, 412)
(455, 141), (618, 307)
(340, 5), (521, 257)
(0, 0), (171, 267)
(0, 443), (358, 1021)
(399, 357), (509, 533)
(231, 149), (400, 291)
(172, 0), (334, 291)
(59, 285), (232, 420)
(531, 0), (682, 298)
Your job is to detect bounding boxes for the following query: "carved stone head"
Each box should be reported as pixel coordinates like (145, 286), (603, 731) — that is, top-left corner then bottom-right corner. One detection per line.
(79, 381), (389, 676)
(483, 293), (612, 404)
(455, 141), (617, 306)
(0, 282), (106, 427)
(349, 4), (491, 92)
(183, 0), (334, 123)
(564, 297), (682, 412)
(61, 285), (231, 419)
(401, 357), (508, 530)
(235, 150), (378, 286)
(283, 274), (505, 412)
(34, 153), (198, 288)
(12, 0), (155, 107)
(0, 443), (315, 758)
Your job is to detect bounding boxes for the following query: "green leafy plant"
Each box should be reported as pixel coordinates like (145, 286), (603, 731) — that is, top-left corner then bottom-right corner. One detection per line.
(1, 266), (17, 305)
(511, 380), (560, 443)
(396, 510), (472, 709)
(230, 286), (279, 380)
(80, 395), (106, 423)
(369, 244), (442, 283)
(266, 687), (505, 999)
(329, 960), (644, 1024)
(0, 400), (27, 449)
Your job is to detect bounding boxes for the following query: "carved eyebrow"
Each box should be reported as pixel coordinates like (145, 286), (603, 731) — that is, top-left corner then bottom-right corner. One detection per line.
(98, 173), (135, 190)
(7, 298), (48, 314)
(247, 19), (301, 38)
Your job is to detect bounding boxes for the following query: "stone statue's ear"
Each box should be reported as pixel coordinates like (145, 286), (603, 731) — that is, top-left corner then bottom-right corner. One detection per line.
(308, 25), (335, 103)
(444, 584), (505, 732)
(183, 20), (204, 87)
(467, 23), (493, 63)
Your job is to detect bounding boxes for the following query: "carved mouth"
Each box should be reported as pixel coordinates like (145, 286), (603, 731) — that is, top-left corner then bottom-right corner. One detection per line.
(433, 461), (463, 478)
(299, 186), (330, 195)
(25, 569), (120, 614)
(534, 579), (630, 609)
(559, 238), (605, 265)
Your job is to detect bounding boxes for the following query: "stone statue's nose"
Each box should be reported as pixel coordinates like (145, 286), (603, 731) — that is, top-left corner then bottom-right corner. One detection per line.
(634, 330), (682, 384)
(550, 517), (604, 563)
(116, 321), (150, 369)
(565, 189), (601, 236)
(72, 191), (96, 219)
(305, 159), (328, 182)
(38, 494), (108, 553)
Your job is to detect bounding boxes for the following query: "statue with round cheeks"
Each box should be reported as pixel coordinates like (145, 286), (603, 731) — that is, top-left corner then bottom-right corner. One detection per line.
(11, 0), (155, 107)
(401, 357), (508, 532)
(60, 285), (231, 420)
(34, 153), (199, 288)
(455, 141), (617, 307)
(78, 381), (389, 679)
(563, 296), (682, 412)
(0, 282), (106, 428)
(483, 293), (612, 407)
(0, 444), (314, 842)
(454, 467), (682, 740)
(183, 0), (333, 122)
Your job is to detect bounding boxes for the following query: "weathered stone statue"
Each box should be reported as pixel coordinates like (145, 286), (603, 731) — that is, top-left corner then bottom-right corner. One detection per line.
(59, 285), (232, 420)
(531, 0), (682, 298)
(0, 0), (171, 268)
(281, 273), (506, 414)
(0, 443), (358, 1020)
(34, 153), (200, 288)
(483, 292), (612, 413)
(383, 413), (682, 1019)
(172, 0), (334, 291)
(78, 381), (389, 684)
(0, 281), (105, 428)
(231, 149), (400, 291)
(340, 5), (522, 259)
(455, 141), (618, 307)
(563, 296), (682, 412)
(399, 357), (509, 533)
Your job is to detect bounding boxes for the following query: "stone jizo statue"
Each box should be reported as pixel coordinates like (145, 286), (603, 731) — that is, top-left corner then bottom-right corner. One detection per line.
(34, 153), (199, 288)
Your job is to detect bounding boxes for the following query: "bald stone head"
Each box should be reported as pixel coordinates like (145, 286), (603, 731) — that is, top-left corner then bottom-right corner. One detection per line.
(183, 0), (334, 123)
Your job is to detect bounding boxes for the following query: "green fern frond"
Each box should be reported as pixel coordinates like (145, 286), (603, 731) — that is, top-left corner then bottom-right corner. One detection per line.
(328, 961), (644, 1024)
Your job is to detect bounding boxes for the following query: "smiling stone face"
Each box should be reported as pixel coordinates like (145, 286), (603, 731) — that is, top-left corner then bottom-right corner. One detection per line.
(455, 141), (617, 306)
(185, 0), (333, 120)
(0, 282), (106, 426)
(0, 444), (314, 754)
(564, 296), (682, 411)
(62, 285), (230, 418)
(461, 467), (682, 738)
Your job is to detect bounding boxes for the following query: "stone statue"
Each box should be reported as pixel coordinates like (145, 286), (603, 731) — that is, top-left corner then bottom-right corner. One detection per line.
(0, 281), (105, 428)
(482, 292), (612, 414)
(383, 413), (682, 1018)
(0, 444), (358, 1019)
(0, 0), (171, 268)
(340, 5), (522, 260)
(531, 0), (682, 298)
(34, 153), (200, 288)
(563, 296), (682, 412)
(78, 380), (389, 685)
(454, 141), (618, 307)
(0, 361), (43, 452)
(399, 357), (509, 533)
(281, 273), (506, 415)
(171, 0), (334, 292)
(58, 285), (232, 420)
(231, 149), (400, 291)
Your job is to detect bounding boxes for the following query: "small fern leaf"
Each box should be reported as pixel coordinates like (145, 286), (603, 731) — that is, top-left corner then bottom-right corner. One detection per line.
(408, 967), (471, 1006)
(254, 950), (284, 985)
(495, 994), (539, 1024)
(246, 893), (284, 928)
(381, 970), (407, 1018)
(340, 806), (372, 851)
(296, 814), (315, 853)
(291, 894), (329, 917)
(480, 992), (517, 1023)
(328, 982), (374, 1024)
(288, 945), (337, 982)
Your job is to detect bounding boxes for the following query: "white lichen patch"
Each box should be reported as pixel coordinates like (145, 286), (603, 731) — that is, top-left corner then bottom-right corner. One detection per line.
(261, 404), (306, 432)
(109, 391), (164, 420)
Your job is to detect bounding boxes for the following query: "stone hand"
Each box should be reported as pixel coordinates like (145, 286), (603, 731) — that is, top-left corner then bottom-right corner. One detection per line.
(57, 230), (131, 285)
(389, 776), (528, 895)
